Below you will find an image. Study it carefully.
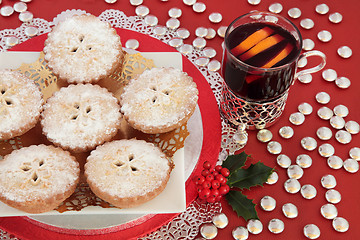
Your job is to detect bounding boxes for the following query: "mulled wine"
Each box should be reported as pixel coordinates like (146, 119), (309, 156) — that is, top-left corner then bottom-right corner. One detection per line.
(222, 22), (301, 101)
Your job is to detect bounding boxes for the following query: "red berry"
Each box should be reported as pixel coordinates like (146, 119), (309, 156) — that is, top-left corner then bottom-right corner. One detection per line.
(210, 189), (220, 198)
(206, 174), (215, 182)
(201, 169), (209, 177)
(197, 186), (204, 193)
(215, 174), (226, 184)
(193, 175), (205, 185)
(206, 196), (216, 203)
(215, 165), (222, 172)
(220, 167), (230, 177)
(219, 185), (230, 195)
(199, 188), (211, 199)
(215, 195), (222, 202)
(202, 181), (211, 189)
(211, 180), (221, 189)
(210, 170), (219, 177)
(203, 161), (211, 170)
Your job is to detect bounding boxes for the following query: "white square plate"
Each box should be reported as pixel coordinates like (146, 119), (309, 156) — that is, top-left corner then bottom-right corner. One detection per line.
(0, 51), (186, 216)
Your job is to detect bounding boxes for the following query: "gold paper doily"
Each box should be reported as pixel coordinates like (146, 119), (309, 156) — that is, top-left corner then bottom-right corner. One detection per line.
(0, 52), (190, 212)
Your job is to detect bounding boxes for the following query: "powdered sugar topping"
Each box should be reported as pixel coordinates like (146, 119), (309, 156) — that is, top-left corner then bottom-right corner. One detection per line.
(43, 15), (123, 83)
(41, 84), (121, 151)
(120, 67), (199, 131)
(85, 139), (171, 198)
(0, 70), (43, 140)
(0, 145), (79, 202)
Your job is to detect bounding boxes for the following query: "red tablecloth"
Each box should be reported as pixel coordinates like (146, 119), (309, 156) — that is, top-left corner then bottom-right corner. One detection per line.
(0, 0), (359, 239)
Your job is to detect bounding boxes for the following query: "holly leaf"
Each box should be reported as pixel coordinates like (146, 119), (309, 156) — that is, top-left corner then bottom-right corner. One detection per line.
(225, 190), (258, 221)
(222, 151), (249, 173)
(226, 162), (274, 190)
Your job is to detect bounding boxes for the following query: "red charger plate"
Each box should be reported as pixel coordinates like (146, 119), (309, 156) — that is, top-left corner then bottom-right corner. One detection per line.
(0, 28), (222, 239)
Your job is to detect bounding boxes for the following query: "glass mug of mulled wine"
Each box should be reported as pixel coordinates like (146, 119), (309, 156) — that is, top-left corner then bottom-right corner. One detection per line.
(220, 11), (326, 130)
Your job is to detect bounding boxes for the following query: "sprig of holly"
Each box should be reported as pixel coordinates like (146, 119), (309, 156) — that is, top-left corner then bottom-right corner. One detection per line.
(222, 152), (274, 221)
(193, 151), (274, 221)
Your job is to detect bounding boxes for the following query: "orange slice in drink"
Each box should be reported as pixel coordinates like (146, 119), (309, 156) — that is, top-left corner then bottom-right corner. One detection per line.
(239, 34), (285, 61)
(230, 27), (274, 56)
(261, 43), (294, 68)
(245, 75), (261, 84)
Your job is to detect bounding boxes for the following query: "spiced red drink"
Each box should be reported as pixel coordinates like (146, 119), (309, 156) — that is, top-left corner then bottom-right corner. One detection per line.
(220, 12), (326, 129)
(223, 22), (301, 101)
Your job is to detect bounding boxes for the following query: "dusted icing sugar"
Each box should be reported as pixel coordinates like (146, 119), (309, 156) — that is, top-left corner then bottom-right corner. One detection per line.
(0, 145), (79, 203)
(85, 139), (171, 198)
(0, 70), (43, 140)
(120, 67), (199, 133)
(41, 84), (121, 152)
(43, 15), (124, 83)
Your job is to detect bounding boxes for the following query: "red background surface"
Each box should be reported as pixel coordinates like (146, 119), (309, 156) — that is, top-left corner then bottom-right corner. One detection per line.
(0, 0), (359, 239)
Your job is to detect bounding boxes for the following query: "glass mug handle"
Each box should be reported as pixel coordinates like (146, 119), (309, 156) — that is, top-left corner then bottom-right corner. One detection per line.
(295, 50), (327, 79)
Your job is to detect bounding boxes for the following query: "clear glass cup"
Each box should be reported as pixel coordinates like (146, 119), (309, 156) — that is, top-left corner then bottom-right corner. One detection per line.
(220, 11), (326, 129)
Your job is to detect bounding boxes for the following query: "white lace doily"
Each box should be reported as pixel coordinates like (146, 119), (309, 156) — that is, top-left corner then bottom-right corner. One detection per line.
(0, 9), (231, 240)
